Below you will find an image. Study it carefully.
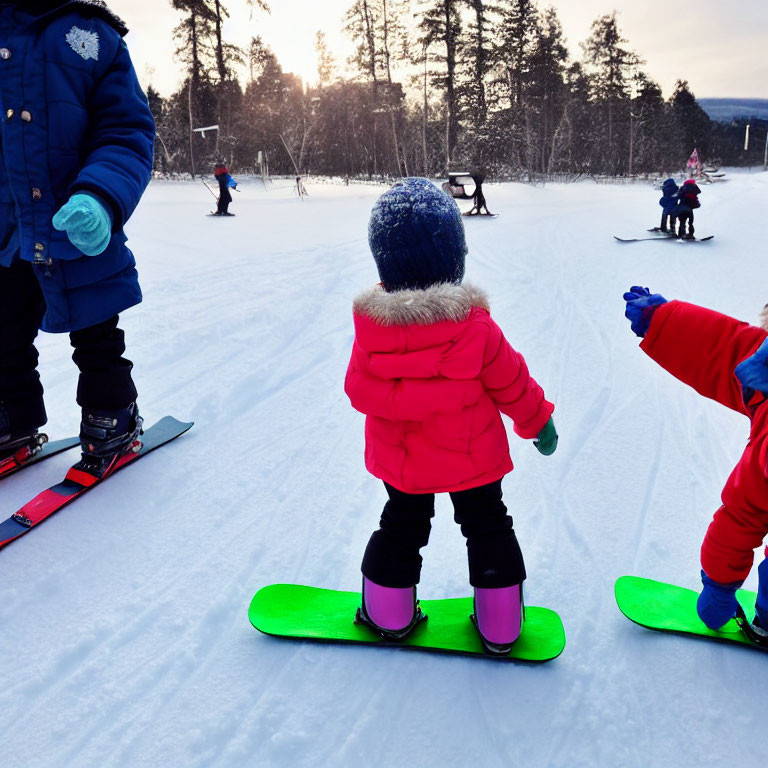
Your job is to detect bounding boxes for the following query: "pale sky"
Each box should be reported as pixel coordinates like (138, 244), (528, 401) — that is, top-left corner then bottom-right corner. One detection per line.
(109, 0), (768, 100)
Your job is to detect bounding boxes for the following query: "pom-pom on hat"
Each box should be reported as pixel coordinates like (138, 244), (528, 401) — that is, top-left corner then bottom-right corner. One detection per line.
(368, 177), (467, 292)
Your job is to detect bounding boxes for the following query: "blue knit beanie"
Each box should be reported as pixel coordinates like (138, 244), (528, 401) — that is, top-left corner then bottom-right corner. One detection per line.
(368, 177), (467, 292)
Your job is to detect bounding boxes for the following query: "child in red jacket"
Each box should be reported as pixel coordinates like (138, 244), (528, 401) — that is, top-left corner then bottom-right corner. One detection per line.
(624, 286), (768, 643)
(345, 178), (557, 654)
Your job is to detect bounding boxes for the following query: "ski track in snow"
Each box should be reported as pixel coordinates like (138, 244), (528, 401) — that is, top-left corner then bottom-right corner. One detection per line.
(2, 174), (768, 767)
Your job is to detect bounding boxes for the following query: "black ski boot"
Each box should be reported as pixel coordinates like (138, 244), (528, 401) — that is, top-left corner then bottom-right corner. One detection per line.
(0, 403), (47, 463)
(77, 402), (143, 477)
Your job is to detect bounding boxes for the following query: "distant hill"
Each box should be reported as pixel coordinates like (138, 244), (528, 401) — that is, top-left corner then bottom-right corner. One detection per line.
(699, 98), (768, 122)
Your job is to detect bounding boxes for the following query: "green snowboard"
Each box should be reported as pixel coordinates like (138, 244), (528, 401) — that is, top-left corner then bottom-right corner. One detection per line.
(249, 584), (565, 662)
(615, 575), (766, 651)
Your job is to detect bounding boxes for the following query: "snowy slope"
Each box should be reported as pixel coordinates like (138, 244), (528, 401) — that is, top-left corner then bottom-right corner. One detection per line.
(2, 172), (768, 768)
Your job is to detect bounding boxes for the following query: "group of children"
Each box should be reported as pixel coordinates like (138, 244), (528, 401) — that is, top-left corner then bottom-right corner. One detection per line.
(1, 1), (766, 658)
(658, 177), (702, 238)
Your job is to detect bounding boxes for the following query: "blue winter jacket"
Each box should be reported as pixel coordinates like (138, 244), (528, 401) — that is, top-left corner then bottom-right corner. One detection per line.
(0, 0), (154, 332)
(658, 178), (679, 213)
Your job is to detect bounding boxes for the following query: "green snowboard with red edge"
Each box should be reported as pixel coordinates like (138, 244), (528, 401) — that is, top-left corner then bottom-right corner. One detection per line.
(249, 583), (565, 662)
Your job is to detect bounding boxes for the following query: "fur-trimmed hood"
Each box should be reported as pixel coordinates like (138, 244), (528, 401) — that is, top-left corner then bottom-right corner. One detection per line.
(353, 282), (490, 326)
(23, 0), (128, 36)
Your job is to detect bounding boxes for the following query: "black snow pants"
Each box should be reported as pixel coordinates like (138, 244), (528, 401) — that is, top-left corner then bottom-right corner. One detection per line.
(678, 211), (695, 237)
(217, 185), (232, 214)
(0, 259), (137, 438)
(361, 479), (526, 589)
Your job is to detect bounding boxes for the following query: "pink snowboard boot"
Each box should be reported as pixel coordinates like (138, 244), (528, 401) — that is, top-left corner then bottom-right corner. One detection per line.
(472, 584), (523, 655)
(356, 577), (425, 641)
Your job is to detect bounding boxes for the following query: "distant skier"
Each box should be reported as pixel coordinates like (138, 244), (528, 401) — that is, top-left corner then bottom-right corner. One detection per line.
(623, 287), (768, 644)
(0, 1), (154, 472)
(675, 179), (701, 239)
(657, 178), (679, 233)
(213, 163), (237, 216)
(467, 173), (492, 216)
(345, 178), (557, 655)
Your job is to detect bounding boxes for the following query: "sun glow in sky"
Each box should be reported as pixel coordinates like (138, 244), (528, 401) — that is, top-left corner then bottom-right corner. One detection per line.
(109, 0), (767, 100)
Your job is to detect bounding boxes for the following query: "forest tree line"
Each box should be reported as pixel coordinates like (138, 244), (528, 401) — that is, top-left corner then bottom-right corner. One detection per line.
(152, 0), (766, 181)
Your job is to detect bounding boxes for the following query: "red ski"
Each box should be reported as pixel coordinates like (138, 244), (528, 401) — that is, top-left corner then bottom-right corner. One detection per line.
(0, 435), (79, 482)
(0, 417), (193, 550)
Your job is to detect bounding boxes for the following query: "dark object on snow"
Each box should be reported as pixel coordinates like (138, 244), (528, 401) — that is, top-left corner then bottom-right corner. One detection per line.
(442, 172), (493, 215)
(676, 179), (701, 237)
(214, 164), (237, 215)
(658, 178), (679, 232)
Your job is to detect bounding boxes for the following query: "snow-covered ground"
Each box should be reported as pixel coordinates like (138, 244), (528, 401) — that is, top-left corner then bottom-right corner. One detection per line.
(2, 170), (768, 768)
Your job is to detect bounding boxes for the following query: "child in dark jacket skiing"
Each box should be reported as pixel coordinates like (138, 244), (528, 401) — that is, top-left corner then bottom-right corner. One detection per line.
(675, 179), (701, 239)
(213, 163), (237, 216)
(657, 178), (678, 233)
(345, 178), (558, 655)
(0, 1), (154, 473)
(623, 287), (768, 644)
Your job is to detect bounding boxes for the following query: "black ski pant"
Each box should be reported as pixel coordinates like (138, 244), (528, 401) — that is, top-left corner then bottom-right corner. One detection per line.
(660, 212), (676, 231)
(361, 479), (526, 590)
(0, 259), (137, 438)
(678, 211), (694, 236)
(217, 187), (232, 214)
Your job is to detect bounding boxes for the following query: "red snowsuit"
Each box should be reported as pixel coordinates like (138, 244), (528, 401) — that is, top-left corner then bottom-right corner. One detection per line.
(641, 300), (768, 583)
(345, 283), (554, 494)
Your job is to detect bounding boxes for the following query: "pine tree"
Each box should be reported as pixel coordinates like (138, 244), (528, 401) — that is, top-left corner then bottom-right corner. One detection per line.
(496, 0), (539, 108)
(527, 7), (568, 173)
(171, 0), (217, 175)
(460, 0), (498, 126)
(669, 80), (713, 164)
(315, 31), (336, 87)
(416, 0), (463, 165)
(582, 12), (642, 173)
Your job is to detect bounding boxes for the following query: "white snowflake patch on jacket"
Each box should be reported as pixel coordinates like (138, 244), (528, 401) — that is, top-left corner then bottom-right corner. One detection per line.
(65, 26), (99, 61)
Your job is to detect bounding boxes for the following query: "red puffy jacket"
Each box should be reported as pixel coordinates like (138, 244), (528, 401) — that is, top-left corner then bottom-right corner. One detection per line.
(345, 283), (554, 493)
(641, 300), (768, 583)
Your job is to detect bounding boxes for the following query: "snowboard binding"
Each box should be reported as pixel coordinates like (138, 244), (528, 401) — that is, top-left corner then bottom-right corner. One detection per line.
(355, 602), (427, 641)
(355, 579), (427, 641)
(735, 604), (768, 648)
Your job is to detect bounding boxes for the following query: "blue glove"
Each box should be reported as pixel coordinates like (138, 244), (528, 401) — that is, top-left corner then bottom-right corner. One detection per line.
(623, 285), (667, 338)
(697, 570), (741, 630)
(227, 176), (237, 189)
(734, 337), (768, 402)
(52, 193), (113, 257)
(756, 556), (768, 629)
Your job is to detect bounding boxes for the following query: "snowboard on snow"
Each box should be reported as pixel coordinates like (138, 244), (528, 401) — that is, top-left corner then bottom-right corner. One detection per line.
(0, 436), (79, 481)
(249, 583), (566, 662)
(615, 575), (767, 652)
(0, 417), (193, 550)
